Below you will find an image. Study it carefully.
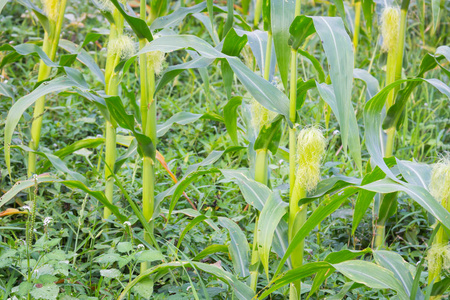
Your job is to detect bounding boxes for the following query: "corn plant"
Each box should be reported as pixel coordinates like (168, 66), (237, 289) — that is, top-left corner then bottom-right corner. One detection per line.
(1, 0), (450, 299)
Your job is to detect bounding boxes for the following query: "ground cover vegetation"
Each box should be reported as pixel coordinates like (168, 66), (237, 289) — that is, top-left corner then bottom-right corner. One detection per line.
(0, 0), (449, 298)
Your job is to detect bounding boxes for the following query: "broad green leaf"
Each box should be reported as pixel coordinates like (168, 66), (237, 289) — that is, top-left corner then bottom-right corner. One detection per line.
(364, 78), (450, 180)
(333, 260), (409, 299)
(16, 0), (49, 32)
(396, 159), (431, 189)
(223, 96), (243, 144)
(100, 269), (122, 278)
(0, 82), (14, 99)
(0, 43), (59, 68)
(275, 188), (358, 276)
(193, 12), (219, 45)
(258, 262), (333, 299)
(109, 0), (152, 41)
(155, 56), (214, 95)
(309, 248), (371, 297)
(311, 16), (361, 173)
(257, 192), (288, 278)
(4, 76), (88, 177)
(150, 2), (206, 30)
(58, 39), (105, 84)
(30, 283), (59, 300)
(271, 0), (295, 90)
(139, 35), (290, 119)
(136, 250), (165, 263)
(133, 278), (154, 299)
(289, 16), (315, 51)
(254, 115), (283, 154)
(0, 175), (126, 222)
(176, 215), (208, 250)
(227, 57), (290, 121)
(167, 169), (222, 222)
(374, 250), (424, 299)
(353, 68), (379, 100)
(361, 0), (375, 34)
(157, 112), (202, 136)
(39, 137), (105, 173)
(361, 178), (450, 230)
(0, 0), (7, 14)
(118, 262), (254, 300)
(220, 169), (271, 211)
(194, 244), (229, 261)
(218, 217), (250, 279)
(431, 277), (450, 297)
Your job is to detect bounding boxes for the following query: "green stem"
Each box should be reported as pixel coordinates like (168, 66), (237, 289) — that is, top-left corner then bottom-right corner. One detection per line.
(28, 0), (68, 177)
(253, 0), (263, 28)
(255, 149), (268, 185)
(264, 32), (272, 81)
(353, 0), (361, 54)
(140, 0), (157, 271)
(428, 197), (449, 286)
(289, 182), (307, 300)
(289, 49), (297, 198)
(250, 217), (260, 291)
(103, 121), (116, 219)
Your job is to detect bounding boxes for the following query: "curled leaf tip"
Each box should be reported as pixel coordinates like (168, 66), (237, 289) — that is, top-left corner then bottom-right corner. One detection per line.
(295, 127), (326, 193)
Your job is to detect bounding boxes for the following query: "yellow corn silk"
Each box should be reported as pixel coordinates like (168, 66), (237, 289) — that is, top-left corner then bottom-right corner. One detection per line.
(250, 99), (277, 132)
(295, 127), (326, 193)
(147, 51), (165, 75)
(108, 35), (136, 59)
(427, 243), (450, 275)
(381, 7), (400, 53)
(430, 156), (450, 203)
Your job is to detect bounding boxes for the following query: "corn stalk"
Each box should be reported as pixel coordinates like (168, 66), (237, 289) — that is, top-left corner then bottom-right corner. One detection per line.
(28, 0), (68, 177)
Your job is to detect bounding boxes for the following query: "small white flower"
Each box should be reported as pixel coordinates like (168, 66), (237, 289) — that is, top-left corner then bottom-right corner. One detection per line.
(137, 244), (145, 250)
(123, 221), (131, 227)
(333, 130), (340, 135)
(96, 134), (103, 138)
(424, 103), (428, 106)
(43, 217), (53, 226)
(22, 206), (30, 211)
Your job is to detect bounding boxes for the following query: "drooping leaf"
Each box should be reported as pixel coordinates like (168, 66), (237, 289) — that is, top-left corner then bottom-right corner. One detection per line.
(257, 192), (288, 278)
(311, 16), (361, 172)
(109, 0), (153, 41)
(271, 0), (295, 90)
(218, 217), (250, 280)
(223, 96), (243, 144)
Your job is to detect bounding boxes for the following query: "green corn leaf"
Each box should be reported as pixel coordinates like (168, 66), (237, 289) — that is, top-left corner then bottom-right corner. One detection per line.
(0, 82), (14, 99)
(333, 260), (409, 299)
(4, 76), (87, 178)
(308, 248), (371, 298)
(271, 0), (295, 90)
(258, 262), (334, 299)
(361, 0), (375, 35)
(289, 16), (315, 51)
(364, 78), (450, 180)
(223, 96), (243, 144)
(0, 43), (60, 68)
(361, 178), (450, 230)
(257, 191), (288, 279)
(0, 175), (126, 222)
(374, 250), (424, 298)
(311, 16), (362, 173)
(169, 208), (220, 232)
(109, 0), (153, 42)
(274, 187), (358, 276)
(193, 244), (229, 261)
(254, 115), (283, 154)
(218, 217), (250, 280)
(59, 39), (105, 84)
(150, 2), (206, 30)
(176, 215), (208, 250)
(396, 159), (431, 189)
(118, 261), (254, 300)
(16, 0), (49, 32)
(353, 68), (379, 100)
